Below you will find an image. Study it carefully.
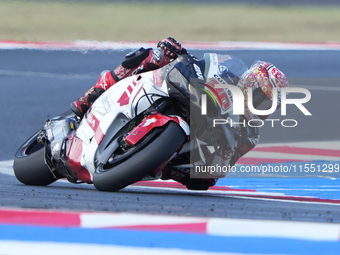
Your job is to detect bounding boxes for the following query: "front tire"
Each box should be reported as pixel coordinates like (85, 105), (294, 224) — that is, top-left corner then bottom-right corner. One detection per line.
(13, 131), (58, 186)
(93, 122), (186, 192)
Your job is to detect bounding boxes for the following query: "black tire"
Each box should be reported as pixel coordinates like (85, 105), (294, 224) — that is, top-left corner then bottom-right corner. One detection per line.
(13, 131), (58, 186)
(93, 122), (186, 192)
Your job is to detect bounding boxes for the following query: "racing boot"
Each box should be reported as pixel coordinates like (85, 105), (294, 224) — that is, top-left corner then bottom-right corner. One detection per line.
(71, 70), (117, 118)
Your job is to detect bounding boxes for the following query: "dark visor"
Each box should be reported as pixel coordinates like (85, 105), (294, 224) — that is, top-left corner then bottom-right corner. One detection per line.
(252, 87), (273, 112)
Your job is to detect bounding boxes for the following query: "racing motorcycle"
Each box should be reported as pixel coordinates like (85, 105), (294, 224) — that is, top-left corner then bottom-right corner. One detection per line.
(13, 52), (248, 192)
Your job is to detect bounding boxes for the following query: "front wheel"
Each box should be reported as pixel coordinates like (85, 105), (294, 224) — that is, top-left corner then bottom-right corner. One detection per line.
(93, 122), (186, 192)
(13, 131), (58, 186)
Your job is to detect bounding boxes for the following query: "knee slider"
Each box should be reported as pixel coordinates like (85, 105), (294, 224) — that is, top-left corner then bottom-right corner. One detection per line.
(182, 178), (214, 191)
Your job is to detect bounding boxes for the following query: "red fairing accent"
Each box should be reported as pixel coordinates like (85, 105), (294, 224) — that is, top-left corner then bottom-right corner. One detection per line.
(117, 92), (129, 106)
(127, 85), (133, 93)
(117, 78), (140, 106)
(125, 113), (180, 146)
(85, 110), (104, 144)
(67, 135), (92, 183)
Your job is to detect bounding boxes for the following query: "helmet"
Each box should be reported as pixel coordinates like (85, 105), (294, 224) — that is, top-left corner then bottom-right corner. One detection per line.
(237, 61), (289, 120)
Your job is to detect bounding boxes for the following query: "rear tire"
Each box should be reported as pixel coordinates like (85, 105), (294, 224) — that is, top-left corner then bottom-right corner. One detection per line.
(93, 122), (186, 192)
(13, 131), (58, 186)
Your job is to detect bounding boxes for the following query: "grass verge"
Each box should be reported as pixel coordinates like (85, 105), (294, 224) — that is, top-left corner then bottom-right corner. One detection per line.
(1, 0), (339, 42)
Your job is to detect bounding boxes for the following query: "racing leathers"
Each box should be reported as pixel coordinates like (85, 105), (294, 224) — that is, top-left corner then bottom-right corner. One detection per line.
(71, 37), (185, 118)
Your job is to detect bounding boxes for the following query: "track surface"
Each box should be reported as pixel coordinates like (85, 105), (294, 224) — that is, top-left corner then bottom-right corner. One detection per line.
(1, 171), (340, 222)
(1, 46), (340, 222)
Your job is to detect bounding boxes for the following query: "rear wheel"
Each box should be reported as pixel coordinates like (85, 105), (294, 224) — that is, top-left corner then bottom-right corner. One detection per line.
(93, 122), (186, 192)
(13, 131), (58, 186)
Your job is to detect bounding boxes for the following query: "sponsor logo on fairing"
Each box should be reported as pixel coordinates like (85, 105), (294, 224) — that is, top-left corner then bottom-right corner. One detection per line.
(87, 113), (96, 128)
(143, 117), (157, 127)
(193, 64), (204, 80)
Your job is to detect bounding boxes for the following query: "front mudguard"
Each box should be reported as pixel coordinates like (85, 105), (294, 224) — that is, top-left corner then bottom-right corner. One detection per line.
(125, 112), (189, 146)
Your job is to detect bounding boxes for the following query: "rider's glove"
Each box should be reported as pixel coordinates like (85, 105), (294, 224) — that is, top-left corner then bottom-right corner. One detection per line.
(157, 37), (183, 61)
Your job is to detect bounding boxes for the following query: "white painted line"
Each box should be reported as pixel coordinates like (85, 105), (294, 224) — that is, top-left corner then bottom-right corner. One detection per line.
(80, 212), (207, 228)
(0, 240), (241, 255)
(0, 160), (14, 176)
(207, 218), (340, 241)
(0, 69), (96, 80)
(2, 40), (340, 51)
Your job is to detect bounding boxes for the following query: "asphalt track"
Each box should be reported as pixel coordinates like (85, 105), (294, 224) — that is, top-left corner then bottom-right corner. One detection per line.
(0, 43), (340, 224)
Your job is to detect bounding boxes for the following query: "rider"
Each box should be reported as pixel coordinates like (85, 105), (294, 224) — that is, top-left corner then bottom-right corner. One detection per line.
(71, 37), (289, 190)
(163, 60), (289, 190)
(71, 37), (186, 118)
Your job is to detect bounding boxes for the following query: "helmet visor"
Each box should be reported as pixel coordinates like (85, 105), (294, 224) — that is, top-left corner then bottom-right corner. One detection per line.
(252, 87), (272, 111)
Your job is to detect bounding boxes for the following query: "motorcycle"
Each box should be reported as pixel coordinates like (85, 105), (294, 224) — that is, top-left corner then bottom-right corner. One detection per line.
(13, 52), (248, 192)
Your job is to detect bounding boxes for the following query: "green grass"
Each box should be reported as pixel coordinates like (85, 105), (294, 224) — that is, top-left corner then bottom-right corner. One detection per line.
(1, 0), (340, 43)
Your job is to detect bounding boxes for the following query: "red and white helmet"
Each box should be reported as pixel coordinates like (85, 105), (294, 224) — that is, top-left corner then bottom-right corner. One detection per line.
(237, 61), (289, 120)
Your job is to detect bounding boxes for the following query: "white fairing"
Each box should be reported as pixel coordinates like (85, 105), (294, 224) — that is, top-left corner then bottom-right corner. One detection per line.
(204, 53), (235, 116)
(73, 72), (171, 176)
(206, 53), (220, 78)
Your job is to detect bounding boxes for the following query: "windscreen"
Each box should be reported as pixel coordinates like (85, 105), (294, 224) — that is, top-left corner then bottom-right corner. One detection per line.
(216, 54), (248, 79)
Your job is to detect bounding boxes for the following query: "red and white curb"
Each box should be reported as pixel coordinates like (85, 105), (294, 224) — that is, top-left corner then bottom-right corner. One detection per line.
(238, 140), (340, 164)
(1, 40), (340, 51)
(1, 207), (340, 241)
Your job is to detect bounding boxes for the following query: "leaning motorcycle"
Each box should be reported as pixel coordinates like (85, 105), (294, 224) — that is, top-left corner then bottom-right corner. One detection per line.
(13, 52), (248, 192)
